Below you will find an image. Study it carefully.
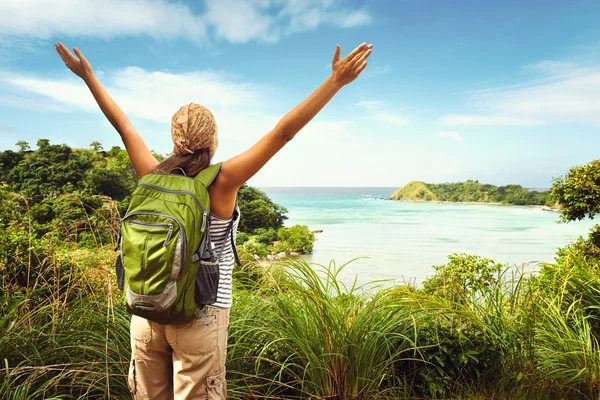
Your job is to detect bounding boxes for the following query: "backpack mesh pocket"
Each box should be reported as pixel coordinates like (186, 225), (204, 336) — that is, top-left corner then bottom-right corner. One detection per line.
(194, 259), (219, 305)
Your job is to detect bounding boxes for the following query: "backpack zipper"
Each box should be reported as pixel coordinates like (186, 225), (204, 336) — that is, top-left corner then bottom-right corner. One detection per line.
(121, 211), (186, 277)
(165, 224), (174, 246)
(201, 211), (208, 232)
(137, 184), (208, 232)
(129, 220), (174, 246)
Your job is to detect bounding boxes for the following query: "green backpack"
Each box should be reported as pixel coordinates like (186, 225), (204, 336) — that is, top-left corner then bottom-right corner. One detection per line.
(115, 163), (240, 325)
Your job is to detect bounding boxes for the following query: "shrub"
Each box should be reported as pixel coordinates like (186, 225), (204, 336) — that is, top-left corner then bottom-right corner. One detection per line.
(235, 232), (250, 245)
(277, 225), (315, 253)
(254, 228), (278, 245)
(422, 253), (504, 305)
(242, 238), (270, 258)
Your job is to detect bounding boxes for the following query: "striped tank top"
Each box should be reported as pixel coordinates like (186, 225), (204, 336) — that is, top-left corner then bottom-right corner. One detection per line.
(208, 209), (240, 308)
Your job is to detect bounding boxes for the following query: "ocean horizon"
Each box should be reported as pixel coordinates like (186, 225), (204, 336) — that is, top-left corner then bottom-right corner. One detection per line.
(259, 186), (595, 288)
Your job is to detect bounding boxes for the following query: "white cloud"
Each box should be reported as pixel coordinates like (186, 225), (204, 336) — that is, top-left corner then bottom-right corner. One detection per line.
(442, 115), (545, 126)
(443, 60), (600, 127)
(0, 0), (371, 46)
(204, 0), (275, 43)
(1, 67), (279, 143)
(362, 63), (392, 78)
(374, 112), (408, 126)
(0, 0), (208, 42)
(437, 131), (463, 142)
(276, 0), (371, 32)
(356, 101), (409, 126)
(5, 68), (262, 119)
(1, 67), (362, 154)
(354, 100), (385, 110)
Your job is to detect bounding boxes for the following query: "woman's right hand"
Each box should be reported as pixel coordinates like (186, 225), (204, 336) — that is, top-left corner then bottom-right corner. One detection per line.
(55, 43), (93, 81)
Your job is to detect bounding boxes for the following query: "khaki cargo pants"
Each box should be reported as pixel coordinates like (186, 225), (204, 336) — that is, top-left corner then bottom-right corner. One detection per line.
(128, 306), (230, 399)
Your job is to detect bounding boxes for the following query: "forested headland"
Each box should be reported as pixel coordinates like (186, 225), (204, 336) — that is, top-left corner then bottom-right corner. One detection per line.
(389, 180), (554, 206)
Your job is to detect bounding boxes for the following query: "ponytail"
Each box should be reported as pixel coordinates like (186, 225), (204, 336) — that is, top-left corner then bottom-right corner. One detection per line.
(153, 147), (211, 177)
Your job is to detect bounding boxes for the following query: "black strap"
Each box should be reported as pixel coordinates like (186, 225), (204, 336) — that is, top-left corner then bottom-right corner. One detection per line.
(193, 208), (241, 266)
(231, 208), (242, 266)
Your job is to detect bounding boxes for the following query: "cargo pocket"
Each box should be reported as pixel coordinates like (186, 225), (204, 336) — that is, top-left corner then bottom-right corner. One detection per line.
(206, 370), (227, 400)
(130, 315), (152, 343)
(128, 359), (137, 396)
(194, 260), (220, 305)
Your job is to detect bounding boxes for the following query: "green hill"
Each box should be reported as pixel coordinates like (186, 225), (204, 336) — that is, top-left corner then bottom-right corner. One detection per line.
(389, 180), (552, 206)
(389, 181), (438, 201)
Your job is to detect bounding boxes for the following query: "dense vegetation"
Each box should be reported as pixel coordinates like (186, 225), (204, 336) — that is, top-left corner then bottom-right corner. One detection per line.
(0, 139), (313, 257)
(2, 141), (600, 399)
(390, 180), (552, 206)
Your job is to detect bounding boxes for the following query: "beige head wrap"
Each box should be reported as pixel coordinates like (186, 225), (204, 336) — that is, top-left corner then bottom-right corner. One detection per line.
(171, 104), (218, 157)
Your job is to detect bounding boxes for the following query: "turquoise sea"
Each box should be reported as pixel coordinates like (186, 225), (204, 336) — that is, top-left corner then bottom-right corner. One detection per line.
(260, 187), (597, 287)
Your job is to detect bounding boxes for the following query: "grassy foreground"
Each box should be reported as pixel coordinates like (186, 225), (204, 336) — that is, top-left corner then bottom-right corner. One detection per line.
(3, 225), (600, 399)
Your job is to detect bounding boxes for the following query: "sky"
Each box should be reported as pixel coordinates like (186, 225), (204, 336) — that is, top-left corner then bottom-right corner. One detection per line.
(1, 0), (600, 188)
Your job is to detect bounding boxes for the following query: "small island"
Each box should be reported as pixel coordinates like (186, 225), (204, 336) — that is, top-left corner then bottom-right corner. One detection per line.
(389, 180), (555, 207)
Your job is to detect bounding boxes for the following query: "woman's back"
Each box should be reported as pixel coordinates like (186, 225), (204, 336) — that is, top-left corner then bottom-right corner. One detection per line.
(208, 210), (240, 308)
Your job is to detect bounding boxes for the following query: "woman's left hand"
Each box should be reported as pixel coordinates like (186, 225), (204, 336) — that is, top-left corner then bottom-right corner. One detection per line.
(55, 43), (93, 81)
(330, 42), (373, 87)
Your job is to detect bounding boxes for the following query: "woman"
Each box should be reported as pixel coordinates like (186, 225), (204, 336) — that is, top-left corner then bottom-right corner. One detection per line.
(55, 41), (372, 399)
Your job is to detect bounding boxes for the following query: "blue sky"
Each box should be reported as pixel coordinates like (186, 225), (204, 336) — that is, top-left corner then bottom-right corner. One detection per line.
(1, 0), (599, 187)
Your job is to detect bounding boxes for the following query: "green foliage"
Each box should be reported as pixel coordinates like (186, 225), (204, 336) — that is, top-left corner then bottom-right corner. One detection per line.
(0, 150), (24, 182)
(5, 239), (600, 399)
(0, 140), (288, 243)
(389, 181), (437, 201)
(277, 224), (315, 253)
(1, 257), (130, 399)
(7, 143), (95, 204)
(241, 237), (270, 258)
(552, 159), (600, 222)
(15, 140), (30, 152)
(9, 140), (600, 399)
(235, 231), (250, 245)
(227, 260), (416, 399)
(89, 140), (103, 152)
(254, 228), (278, 245)
(422, 253), (504, 304)
(237, 185), (287, 234)
(36, 138), (50, 149)
(390, 180), (550, 206)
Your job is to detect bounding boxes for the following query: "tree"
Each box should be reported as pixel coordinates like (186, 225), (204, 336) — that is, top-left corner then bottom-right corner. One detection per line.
(15, 140), (30, 152)
(0, 150), (24, 181)
(551, 160), (600, 222)
(237, 185), (287, 234)
(422, 253), (503, 305)
(36, 138), (50, 149)
(89, 141), (103, 152)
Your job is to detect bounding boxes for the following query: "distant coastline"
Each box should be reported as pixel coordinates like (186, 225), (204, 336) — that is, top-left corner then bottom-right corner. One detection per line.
(388, 180), (560, 209)
(388, 197), (559, 211)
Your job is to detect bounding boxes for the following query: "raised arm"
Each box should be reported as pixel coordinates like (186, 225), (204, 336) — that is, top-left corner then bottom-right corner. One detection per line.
(55, 43), (159, 177)
(216, 42), (372, 193)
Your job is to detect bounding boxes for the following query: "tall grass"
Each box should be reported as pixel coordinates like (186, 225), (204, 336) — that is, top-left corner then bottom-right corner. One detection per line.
(0, 247), (131, 399)
(4, 223), (600, 398)
(228, 259), (419, 399)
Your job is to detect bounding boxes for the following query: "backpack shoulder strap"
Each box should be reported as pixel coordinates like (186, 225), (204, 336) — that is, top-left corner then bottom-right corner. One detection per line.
(195, 162), (222, 187)
(230, 204), (242, 266)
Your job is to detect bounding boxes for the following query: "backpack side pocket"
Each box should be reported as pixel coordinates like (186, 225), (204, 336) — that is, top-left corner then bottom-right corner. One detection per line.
(195, 259), (219, 305)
